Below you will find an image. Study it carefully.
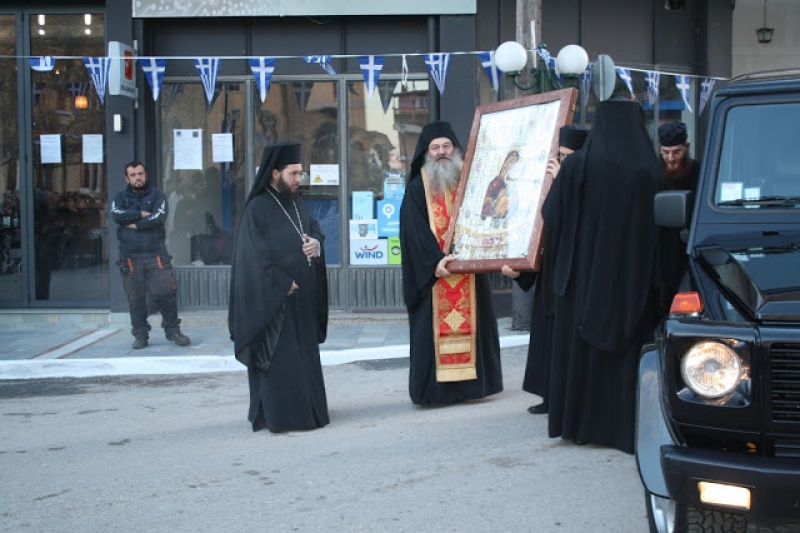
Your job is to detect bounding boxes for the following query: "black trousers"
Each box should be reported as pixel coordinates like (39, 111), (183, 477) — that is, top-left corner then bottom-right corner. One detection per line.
(119, 255), (181, 338)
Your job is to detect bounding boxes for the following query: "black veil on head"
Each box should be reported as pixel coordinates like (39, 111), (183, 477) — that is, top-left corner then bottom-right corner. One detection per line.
(409, 120), (463, 181)
(246, 141), (302, 204)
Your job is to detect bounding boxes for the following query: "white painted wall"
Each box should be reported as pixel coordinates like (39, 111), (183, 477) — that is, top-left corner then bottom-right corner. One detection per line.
(733, 0), (800, 76)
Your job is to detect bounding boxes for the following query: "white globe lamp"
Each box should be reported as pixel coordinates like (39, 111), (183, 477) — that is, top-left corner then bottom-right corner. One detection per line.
(555, 44), (589, 76)
(494, 41), (528, 74)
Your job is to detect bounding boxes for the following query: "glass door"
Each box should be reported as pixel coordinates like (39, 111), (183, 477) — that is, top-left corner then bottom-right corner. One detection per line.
(28, 11), (108, 304)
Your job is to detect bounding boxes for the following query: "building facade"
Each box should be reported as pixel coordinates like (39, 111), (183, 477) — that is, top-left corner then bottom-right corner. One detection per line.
(0, 0), (766, 317)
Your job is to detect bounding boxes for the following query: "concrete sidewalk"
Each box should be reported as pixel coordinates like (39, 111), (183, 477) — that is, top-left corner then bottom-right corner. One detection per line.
(0, 311), (529, 379)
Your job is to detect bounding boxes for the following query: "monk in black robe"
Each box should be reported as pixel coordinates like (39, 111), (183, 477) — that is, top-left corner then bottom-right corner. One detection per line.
(228, 142), (329, 433)
(502, 124), (589, 415)
(657, 121), (701, 315)
(544, 100), (663, 454)
(399, 121), (503, 405)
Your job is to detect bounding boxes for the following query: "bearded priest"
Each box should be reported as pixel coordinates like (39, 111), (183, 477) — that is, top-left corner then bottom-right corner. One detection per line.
(399, 121), (503, 405)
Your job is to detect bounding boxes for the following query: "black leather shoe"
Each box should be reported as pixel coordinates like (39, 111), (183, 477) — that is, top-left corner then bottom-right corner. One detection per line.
(166, 331), (191, 346)
(132, 336), (148, 350)
(527, 401), (549, 414)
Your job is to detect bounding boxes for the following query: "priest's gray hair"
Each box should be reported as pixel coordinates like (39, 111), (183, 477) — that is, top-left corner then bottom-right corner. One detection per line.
(422, 149), (464, 192)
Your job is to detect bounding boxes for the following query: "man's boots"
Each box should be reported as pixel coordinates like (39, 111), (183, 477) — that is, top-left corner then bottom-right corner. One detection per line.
(132, 336), (149, 350)
(166, 330), (191, 346)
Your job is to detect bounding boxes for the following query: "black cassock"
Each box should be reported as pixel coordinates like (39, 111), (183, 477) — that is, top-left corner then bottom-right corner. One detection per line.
(543, 99), (664, 454)
(399, 175), (503, 405)
(228, 189), (329, 433)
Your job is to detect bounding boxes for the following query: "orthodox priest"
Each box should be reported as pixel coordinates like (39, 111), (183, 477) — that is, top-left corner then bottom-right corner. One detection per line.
(502, 124), (589, 415)
(228, 142), (329, 433)
(399, 121), (503, 405)
(544, 99), (663, 454)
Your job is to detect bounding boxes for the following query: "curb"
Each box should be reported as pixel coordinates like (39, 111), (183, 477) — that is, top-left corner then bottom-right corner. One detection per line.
(0, 334), (530, 380)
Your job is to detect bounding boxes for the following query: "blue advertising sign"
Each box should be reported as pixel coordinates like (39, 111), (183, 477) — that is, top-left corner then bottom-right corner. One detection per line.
(377, 199), (401, 237)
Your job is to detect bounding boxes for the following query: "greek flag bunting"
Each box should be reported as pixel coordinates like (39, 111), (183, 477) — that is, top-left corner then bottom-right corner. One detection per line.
(249, 57), (276, 103)
(194, 58), (221, 105)
(580, 64), (593, 109)
(29, 56), (55, 72)
(424, 53), (451, 95)
(537, 48), (551, 64)
(616, 67), (634, 97)
(675, 75), (693, 113)
(139, 58), (167, 102)
(292, 81), (314, 115)
(358, 55), (385, 98)
(305, 55), (336, 76)
(378, 80), (396, 114)
(699, 77), (716, 115)
(548, 58), (562, 87)
(82, 57), (111, 104)
(477, 51), (501, 92)
(401, 55), (409, 88)
(644, 71), (660, 106)
(67, 82), (89, 100)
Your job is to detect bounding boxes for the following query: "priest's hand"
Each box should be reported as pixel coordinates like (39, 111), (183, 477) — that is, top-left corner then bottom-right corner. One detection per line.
(435, 254), (455, 279)
(287, 282), (299, 296)
(546, 158), (561, 179)
(302, 234), (320, 259)
(501, 265), (520, 279)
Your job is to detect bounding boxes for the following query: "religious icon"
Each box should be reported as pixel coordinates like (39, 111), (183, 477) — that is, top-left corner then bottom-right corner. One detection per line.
(443, 88), (578, 273)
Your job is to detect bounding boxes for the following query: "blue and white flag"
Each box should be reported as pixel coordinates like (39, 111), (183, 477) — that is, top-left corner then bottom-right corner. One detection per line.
(305, 55), (336, 76)
(699, 77), (716, 115)
(139, 58), (167, 101)
(358, 55), (385, 98)
(293, 81), (314, 115)
(29, 56), (55, 72)
(249, 57), (276, 103)
(616, 67), (634, 98)
(675, 75), (693, 113)
(67, 82), (89, 100)
(194, 58), (221, 105)
(580, 64), (593, 109)
(644, 71), (660, 106)
(537, 48), (551, 65)
(33, 82), (44, 106)
(477, 51), (501, 92)
(82, 57), (111, 105)
(377, 80), (396, 114)
(424, 53), (451, 95)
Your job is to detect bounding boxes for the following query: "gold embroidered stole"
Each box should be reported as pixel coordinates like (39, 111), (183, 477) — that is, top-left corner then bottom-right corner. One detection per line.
(421, 170), (478, 382)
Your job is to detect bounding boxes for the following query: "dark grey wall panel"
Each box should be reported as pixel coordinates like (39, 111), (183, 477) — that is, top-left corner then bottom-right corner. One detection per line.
(704, 0), (732, 78)
(655, 0), (702, 69)
(581, 0), (653, 66)
(542, 0), (581, 52)
(341, 16), (429, 73)
(438, 15), (477, 148)
(148, 18), (250, 75)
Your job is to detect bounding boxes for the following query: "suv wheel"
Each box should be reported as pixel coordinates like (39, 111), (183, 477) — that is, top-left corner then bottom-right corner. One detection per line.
(645, 490), (748, 533)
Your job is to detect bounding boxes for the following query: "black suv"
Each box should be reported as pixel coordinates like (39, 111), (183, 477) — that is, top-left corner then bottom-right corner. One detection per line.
(636, 71), (800, 532)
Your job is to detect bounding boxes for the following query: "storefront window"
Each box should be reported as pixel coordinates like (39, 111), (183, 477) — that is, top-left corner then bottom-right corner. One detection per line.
(30, 13), (107, 302)
(159, 82), (245, 266)
(346, 79), (429, 267)
(254, 81), (341, 264)
(0, 15), (20, 301)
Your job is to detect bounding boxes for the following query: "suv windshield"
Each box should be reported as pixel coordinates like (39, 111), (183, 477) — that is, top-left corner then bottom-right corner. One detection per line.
(716, 102), (800, 208)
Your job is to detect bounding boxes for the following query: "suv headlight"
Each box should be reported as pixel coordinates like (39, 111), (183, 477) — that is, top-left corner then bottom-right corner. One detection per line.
(681, 341), (742, 399)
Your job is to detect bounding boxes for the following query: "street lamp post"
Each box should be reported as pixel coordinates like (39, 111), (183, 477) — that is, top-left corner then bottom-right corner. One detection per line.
(494, 40), (589, 330)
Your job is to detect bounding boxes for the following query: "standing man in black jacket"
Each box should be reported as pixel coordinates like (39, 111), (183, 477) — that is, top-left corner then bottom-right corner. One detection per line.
(112, 161), (190, 349)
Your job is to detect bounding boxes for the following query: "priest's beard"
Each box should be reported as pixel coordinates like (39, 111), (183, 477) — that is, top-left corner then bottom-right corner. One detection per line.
(273, 171), (298, 196)
(423, 150), (464, 192)
(662, 151), (691, 186)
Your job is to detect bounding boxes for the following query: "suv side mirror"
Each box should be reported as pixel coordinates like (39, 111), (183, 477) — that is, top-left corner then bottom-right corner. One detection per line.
(654, 190), (693, 228)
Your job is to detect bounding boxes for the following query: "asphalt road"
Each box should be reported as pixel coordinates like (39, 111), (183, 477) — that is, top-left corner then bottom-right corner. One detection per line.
(0, 346), (649, 532)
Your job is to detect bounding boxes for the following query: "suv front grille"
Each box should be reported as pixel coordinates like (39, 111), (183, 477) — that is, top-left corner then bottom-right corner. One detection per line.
(770, 344), (800, 422)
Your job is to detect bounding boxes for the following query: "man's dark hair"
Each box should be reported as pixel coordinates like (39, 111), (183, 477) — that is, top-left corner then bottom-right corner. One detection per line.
(125, 161), (146, 174)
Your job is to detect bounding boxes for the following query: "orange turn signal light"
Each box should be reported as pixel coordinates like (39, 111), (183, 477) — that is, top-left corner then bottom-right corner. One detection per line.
(670, 292), (703, 315)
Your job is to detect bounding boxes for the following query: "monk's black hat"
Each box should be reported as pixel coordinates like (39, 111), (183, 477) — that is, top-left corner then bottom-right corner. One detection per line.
(658, 121), (688, 147)
(274, 142), (302, 168)
(559, 125), (590, 151)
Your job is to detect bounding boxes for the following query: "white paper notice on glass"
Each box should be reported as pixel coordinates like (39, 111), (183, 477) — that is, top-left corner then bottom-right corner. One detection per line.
(40, 134), (62, 164)
(173, 129), (203, 170)
(211, 133), (234, 163)
(352, 190), (375, 220)
(719, 182), (743, 203)
(310, 164), (340, 186)
(82, 134), (104, 163)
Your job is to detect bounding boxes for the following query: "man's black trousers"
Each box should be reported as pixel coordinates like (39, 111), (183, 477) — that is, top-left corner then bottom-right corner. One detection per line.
(118, 255), (181, 338)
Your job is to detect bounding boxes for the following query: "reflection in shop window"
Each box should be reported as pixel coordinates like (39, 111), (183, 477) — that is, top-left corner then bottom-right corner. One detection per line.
(347, 79), (429, 267)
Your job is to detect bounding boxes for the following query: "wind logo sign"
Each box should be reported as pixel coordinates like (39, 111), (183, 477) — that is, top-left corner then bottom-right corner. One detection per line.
(350, 239), (388, 265)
